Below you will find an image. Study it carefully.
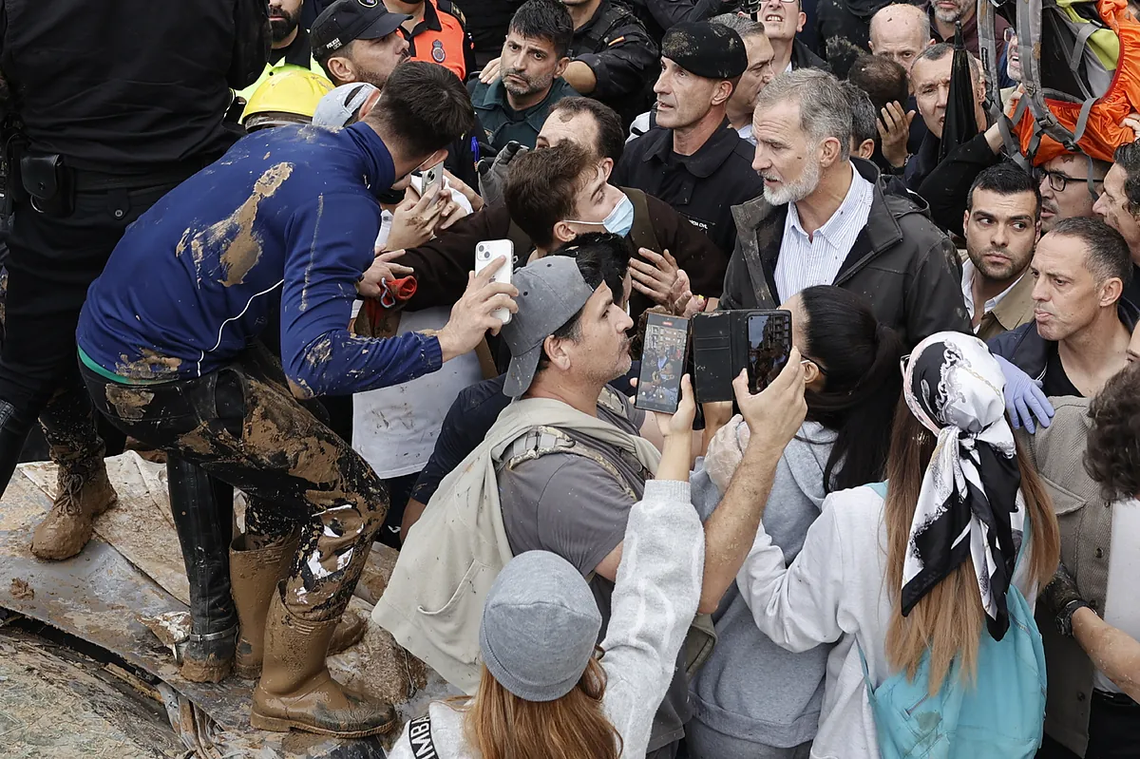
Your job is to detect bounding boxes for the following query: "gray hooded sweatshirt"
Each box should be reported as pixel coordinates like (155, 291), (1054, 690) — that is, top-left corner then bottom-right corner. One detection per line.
(688, 420), (837, 752)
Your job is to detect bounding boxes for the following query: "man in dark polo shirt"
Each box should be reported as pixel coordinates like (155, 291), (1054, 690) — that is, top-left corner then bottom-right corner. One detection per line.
(614, 22), (764, 257)
(469, 0), (580, 151)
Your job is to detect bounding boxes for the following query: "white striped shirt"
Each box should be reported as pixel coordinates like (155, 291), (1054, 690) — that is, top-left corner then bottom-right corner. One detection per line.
(774, 164), (875, 302)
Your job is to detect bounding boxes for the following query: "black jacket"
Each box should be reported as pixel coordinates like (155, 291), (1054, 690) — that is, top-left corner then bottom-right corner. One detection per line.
(0, 0), (268, 173)
(614, 123), (764, 256)
(624, 0), (722, 43)
(791, 38), (831, 72)
(720, 158), (970, 347)
(400, 188), (727, 318)
(570, 0), (658, 124)
(812, 0), (887, 78)
(917, 131), (1004, 237)
(988, 301), (1140, 383)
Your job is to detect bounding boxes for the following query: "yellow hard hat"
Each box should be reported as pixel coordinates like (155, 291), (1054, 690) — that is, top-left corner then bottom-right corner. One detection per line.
(241, 65), (334, 126)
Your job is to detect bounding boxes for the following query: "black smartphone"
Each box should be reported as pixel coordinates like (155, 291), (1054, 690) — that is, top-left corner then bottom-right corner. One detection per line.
(635, 313), (690, 414)
(746, 310), (792, 394)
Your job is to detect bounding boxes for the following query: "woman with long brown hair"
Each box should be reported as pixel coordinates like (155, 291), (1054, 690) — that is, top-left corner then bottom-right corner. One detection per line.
(387, 378), (705, 759)
(733, 332), (1061, 758)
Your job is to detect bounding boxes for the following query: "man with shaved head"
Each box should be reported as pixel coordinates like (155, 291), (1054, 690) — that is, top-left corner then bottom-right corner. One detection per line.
(868, 3), (933, 171)
(868, 3), (931, 72)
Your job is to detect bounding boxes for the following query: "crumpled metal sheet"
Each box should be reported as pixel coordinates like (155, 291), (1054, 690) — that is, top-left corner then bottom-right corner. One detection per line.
(1, 457), (454, 757)
(20, 453), (191, 606)
(0, 466), (250, 732)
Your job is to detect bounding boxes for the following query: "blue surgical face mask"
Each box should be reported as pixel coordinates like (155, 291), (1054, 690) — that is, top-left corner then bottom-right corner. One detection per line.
(565, 193), (635, 238)
(602, 193), (635, 237)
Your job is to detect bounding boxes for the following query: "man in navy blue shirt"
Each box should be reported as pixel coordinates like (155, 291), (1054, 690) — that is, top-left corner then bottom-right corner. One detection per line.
(77, 62), (516, 739)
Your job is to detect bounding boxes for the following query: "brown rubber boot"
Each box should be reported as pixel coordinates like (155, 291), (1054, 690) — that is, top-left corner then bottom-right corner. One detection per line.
(250, 589), (398, 737)
(231, 533), (367, 679)
(31, 459), (118, 561)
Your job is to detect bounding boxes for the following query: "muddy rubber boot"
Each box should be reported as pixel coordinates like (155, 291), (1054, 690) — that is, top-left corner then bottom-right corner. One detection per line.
(231, 530), (367, 679)
(251, 588), (397, 737)
(168, 456), (238, 683)
(31, 456), (118, 561)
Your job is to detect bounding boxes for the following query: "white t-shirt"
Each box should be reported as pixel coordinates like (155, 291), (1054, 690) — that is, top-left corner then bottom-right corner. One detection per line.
(351, 185), (482, 479)
(1093, 497), (1140, 693)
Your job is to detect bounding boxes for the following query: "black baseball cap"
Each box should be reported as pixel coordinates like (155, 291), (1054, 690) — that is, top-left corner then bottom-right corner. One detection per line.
(312, 0), (410, 60)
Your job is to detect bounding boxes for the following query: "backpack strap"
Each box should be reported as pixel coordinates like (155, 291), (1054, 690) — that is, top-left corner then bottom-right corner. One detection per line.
(624, 188), (662, 254)
(503, 425), (641, 501)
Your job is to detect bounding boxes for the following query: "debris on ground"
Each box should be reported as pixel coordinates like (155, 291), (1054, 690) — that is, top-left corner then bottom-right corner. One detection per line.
(10, 577), (33, 600)
(1, 452), (458, 758)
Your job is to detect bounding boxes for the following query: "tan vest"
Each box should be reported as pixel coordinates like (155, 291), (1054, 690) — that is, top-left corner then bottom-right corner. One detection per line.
(371, 390), (661, 693)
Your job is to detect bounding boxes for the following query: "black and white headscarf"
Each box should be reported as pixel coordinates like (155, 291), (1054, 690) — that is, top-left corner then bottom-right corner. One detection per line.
(900, 332), (1025, 640)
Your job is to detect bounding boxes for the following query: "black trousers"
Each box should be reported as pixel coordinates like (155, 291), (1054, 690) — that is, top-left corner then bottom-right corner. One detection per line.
(81, 360), (389, 623)
(0, 180), (181, 490)
(1038, 691), (1140, 758)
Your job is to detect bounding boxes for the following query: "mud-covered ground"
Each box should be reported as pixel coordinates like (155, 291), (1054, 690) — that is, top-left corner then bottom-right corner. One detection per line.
(0, 625), (184, 758)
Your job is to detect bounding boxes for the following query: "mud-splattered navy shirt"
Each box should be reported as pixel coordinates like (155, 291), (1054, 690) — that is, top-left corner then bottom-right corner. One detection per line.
(78, 122), (443, 398)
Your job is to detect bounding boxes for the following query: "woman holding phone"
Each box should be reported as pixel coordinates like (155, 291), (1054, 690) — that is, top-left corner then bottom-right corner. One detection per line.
(688, 285), (906, 758)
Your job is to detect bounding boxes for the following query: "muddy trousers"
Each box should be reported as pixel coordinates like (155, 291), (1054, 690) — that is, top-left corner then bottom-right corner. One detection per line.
(80, 362), (389, 623)
(0, 180), (183, 492)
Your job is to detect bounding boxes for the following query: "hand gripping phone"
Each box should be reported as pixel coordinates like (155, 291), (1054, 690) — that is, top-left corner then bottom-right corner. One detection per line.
(634, 313), (690, 414)
(745, 310), (792, 394)
(690, 309), (792, 402)
(474, 239), (514, 325)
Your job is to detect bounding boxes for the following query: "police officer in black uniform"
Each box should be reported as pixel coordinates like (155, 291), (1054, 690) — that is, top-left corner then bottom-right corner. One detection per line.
(613, 21), (764, 258)
(0, 0), (269, 565)
(564, 0), (659, 127)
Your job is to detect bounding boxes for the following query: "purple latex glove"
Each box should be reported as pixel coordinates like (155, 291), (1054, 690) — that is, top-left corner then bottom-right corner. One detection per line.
(994, 354), (1055, 433)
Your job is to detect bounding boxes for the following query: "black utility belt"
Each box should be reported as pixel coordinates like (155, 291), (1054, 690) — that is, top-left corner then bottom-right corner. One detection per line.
(17, 153), (203, 218)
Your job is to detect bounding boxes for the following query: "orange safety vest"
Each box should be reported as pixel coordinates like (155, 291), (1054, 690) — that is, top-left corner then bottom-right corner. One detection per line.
(407, 0), (471, 80)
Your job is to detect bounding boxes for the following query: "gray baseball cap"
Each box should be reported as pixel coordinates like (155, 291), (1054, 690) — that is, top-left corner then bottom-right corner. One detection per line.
(501, 256), (597, 398)
(479, 551), (602, 702)
(312, 82), (380, 128)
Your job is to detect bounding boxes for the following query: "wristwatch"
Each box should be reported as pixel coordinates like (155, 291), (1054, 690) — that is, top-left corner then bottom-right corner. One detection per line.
(887, 154), (910, 176)
(1056, 598), (1092, 638)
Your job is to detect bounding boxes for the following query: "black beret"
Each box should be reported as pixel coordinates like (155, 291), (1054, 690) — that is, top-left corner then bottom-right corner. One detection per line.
(661, 21), (748, 80)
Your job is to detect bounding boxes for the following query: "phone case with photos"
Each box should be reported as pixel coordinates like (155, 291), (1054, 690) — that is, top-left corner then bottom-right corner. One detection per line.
(691, 310), (790, 403)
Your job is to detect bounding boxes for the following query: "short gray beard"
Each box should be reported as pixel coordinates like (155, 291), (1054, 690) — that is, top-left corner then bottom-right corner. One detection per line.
(762, 156), (822, 206)
(933, 3), (967, 23)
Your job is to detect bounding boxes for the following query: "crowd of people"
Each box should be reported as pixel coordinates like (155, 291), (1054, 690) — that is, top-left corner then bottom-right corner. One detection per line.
(3, 0), (1140, 756)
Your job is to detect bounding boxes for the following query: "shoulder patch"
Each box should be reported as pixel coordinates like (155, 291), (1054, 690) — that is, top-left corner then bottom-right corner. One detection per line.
(431, 39), (447, 62)
(441, 0), (467, 25)
(597, 386), (629, 419)
(502, 426), (576, 470)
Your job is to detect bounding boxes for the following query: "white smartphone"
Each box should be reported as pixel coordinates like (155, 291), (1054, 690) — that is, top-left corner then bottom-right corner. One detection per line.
(474, 239), (514, 326)
(421, 160), (445, 195)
